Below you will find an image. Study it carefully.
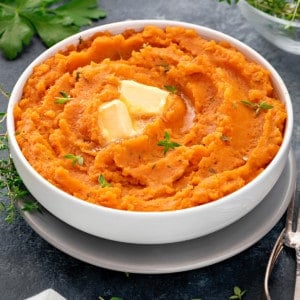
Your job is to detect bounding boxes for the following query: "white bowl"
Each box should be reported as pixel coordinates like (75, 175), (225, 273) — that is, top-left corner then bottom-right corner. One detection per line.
(7, 20), (293, 244)
(239, 0), (300, 54)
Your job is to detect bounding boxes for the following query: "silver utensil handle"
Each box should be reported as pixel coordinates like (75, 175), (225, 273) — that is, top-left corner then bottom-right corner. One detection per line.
(264, 229), (285, 300)
(295, 248), (300, 299)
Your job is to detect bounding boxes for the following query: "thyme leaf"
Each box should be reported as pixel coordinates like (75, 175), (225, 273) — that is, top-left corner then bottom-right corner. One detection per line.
(229, 286), (247, 300)
(164, 85), (178, 94)
(241, 100), (273, 114)
(55, 91), (74, 104)
(64, 153), (84, 166)
(157, 131), (181, 155)
(98, 174), (111, 188)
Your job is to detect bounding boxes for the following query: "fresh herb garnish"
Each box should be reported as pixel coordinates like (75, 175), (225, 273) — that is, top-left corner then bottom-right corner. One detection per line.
(157, 131), (181, 155)
(55, 91), (74, 104)
(98, 174), (111, 188)
(0, 0), (106, 60)
(0, 84), (10, 98)
(164, 85), (178, 94)
(0, 112), (7, 122)
(0, 116), (41, 223)
(64, 153), (84, 166)
(241, 100), (273, 114)
(21, 199), (42, 213)
(218, 0), (300, 22)
(229, 286), (247, 300)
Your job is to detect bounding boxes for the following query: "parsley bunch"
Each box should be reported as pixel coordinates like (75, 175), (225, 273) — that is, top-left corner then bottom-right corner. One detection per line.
(0, 0), (106, 60)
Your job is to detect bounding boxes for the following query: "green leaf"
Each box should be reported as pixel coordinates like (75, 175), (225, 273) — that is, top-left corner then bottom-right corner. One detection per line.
(64, 153), (84, 166)
(0, 14), (34, 59)
(157, 131), (181, 155)
(98, 174), (111, 188)
(27, 11), (79, 47)
(240, 99), (273, 114)
(229, 286), (247, 300)
(0, 202), (5, 212)
(21, 199), (42, 212)
(164, 85), (178, 94)
(259, 101), (273, 110)
(15, 0), (54, 11)
(0, 0), (106, 59)
(55, 91), (74, 104)
(54, 0), (106, 27)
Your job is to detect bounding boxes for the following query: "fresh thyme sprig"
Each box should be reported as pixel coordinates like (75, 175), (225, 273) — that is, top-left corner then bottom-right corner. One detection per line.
(240, 99), (273, 114)
(0, 84), (41, 223)
(157, 131), (181, 155)
(0, 122), (41, 223)
(229, 286), (247, 299)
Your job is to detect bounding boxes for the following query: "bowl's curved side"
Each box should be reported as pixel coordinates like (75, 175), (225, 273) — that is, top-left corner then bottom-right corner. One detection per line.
(7, 20), (293, 244)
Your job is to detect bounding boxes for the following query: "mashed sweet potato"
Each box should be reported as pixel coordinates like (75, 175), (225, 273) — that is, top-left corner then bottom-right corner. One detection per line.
(14, 26), (287, 211)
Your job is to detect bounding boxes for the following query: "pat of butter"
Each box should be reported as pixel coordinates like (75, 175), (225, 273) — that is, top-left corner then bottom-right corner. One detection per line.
(98, 99), (136, 143)
(120, 80), (169, 116)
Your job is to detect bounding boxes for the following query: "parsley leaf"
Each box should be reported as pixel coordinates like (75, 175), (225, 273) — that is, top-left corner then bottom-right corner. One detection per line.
(54, 0), (107, 27)
(0, 13), (34, 60)
(0, 0), (106, 60)
(27, 11), (79, 48)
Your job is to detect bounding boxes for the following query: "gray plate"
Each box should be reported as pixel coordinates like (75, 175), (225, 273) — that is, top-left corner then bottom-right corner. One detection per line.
(20, 150), (296, 274)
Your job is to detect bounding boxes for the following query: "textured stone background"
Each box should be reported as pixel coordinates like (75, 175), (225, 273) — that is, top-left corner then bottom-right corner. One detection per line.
(0, 0), (299, 299)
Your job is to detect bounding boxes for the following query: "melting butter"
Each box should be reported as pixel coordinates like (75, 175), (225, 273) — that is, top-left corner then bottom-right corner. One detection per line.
(98, 99), (136, 143)
(98, 80), (170, 144)
(120, 80), (169, 116)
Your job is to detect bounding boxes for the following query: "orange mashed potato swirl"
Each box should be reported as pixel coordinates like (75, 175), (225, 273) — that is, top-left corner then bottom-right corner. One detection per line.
(14, 26), (287, 211)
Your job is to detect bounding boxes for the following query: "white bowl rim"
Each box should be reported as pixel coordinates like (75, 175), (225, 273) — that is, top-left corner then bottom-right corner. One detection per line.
(7, 19), (293, 219)
(239, 0), (300, 28)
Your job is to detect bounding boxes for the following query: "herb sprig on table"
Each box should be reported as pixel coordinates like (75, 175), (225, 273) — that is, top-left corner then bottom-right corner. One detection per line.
(0, 87), (40, 223)
(0, 115), (41, 223)
(98, 285), (247, 300)
(0, 0), (106, 60)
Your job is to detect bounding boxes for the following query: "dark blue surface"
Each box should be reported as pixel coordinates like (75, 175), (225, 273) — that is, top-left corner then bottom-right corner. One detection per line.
(1, 1), (300, 299)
